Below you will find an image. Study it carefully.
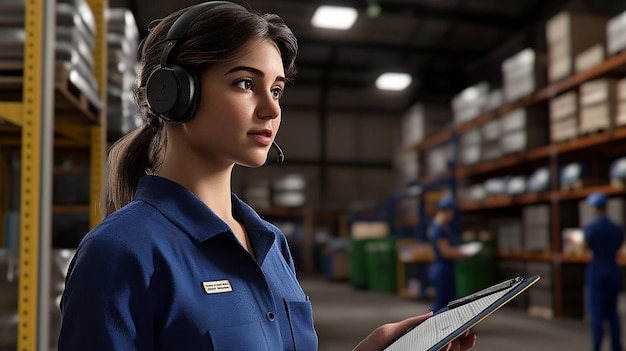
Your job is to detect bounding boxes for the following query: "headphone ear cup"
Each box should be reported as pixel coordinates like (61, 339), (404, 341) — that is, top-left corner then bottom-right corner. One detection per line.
(145, 64), (199, 123)
(174, 66), (200, 123)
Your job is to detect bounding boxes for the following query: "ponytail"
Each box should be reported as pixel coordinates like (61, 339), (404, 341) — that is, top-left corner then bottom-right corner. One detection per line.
(106, 117), (166, 213)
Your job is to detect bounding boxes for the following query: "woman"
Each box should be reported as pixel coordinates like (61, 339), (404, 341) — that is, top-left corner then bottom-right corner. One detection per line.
(58, 2), (476, 350)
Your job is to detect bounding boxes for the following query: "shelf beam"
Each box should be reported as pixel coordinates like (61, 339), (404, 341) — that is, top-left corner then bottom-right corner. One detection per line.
(0, 102), (23, 126)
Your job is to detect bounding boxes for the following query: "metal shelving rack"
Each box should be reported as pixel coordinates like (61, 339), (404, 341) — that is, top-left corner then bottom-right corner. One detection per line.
(0, 0), (107, 349)
(404, 50), (626, 318)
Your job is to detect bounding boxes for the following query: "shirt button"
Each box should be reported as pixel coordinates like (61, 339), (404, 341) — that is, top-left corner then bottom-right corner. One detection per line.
(266, 312), (275, 321)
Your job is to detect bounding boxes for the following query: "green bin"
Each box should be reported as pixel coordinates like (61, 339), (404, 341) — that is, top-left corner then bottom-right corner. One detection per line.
(456, 238), (497, 297)
(349, 238), (369, 289)
(364, 237), (397, 294)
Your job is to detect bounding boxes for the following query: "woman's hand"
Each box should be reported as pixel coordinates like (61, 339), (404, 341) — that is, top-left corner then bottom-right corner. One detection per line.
(352, 312), (476, 351)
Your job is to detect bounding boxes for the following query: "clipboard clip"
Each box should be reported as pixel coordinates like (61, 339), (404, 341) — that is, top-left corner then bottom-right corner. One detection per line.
(446, 277), (523, 309)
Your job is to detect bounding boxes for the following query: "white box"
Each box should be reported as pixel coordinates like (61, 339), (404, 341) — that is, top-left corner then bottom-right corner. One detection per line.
(481, 118), (501, 142)
(575, 44), (605, 73)
(579, 103), (611, 134)
(580, 78), (615, 106)
(401, 103), (451, 147)
(551, 117), (578, 142)
(524, 226), (551, 252)
(459, 144), (481, 166)
(549, 57), (571, 82)
(501, 109), (526, 133)
(486, 88), (504, 111)
(425, 143), (451, 177)
(524, 204), (551, 226)
(607, 10), (626, 55)
(550, 91), (578, 121)
(501, 130), (527, 154)
(452, 82), (490, 125)
(502, 48), (545, 102)
(546, 11), (608, 82)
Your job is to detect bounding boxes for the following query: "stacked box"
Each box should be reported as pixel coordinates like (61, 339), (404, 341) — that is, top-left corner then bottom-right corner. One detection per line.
(502, 48), (546, 103)
(486, 88), (504, 112)
(395, 151), (419, 184)
(549, 91), (578, 142)
(492, 218), (523, 252)
(607, 10), (626, 55)
(107, 8), (142, 135)
(499, 108), (549, 155)
(451, 82), (490, 126)
(481, 118), (501, 161)
(401, 103), (451, 148)
(458, 183), (486, 202)
(458, 129), (481, 166)
(425, 143), (451, 178)
(0, 0), (101, 108)
(527, 262), (554, 318)
(523, 204), (551, 252)
(616, 77), (626, 126)
(574, 44), (605, 73)
(546, 11), (607, 83)
(484, 177), (507, 197)
(579, 78), (616, 134)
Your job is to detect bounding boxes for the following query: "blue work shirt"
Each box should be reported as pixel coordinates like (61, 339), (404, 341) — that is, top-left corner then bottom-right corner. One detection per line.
(428, 221), (458, 312)
(585, 215), (624, 284)
(59, 175), (318, 350)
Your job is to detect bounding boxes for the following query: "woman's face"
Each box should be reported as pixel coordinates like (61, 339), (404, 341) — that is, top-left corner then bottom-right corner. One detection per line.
(179, 37), (285, 168)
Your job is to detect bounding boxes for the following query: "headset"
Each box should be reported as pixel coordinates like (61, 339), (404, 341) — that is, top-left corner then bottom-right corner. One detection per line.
(145, 1), (244, 123)
(144, 1), (285, 163)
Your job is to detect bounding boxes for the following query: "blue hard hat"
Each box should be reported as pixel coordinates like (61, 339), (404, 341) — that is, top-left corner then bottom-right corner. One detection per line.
(438, 196), (456, 210)
(586, 192), (608, 208)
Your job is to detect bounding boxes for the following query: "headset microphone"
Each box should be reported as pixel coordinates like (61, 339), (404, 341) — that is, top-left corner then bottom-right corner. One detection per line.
(272, 141), (285, 164)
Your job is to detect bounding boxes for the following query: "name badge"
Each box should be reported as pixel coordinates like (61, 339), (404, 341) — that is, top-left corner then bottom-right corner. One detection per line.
(202, 280), (233, 294)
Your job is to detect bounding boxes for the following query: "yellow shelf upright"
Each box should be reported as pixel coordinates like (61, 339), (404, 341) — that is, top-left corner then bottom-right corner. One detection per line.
(88, 0), (108, 227)
(18, 0), (55, 350)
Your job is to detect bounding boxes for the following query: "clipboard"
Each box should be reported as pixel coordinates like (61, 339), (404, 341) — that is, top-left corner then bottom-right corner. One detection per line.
(384, 275), (540, 351)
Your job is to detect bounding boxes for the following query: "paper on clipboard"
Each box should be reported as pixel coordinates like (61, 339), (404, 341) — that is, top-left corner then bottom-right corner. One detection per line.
(458, 241), (483, 256)
(384, 275), (540, 351)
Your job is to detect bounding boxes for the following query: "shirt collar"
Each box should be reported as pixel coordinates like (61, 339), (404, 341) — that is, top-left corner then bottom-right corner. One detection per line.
(133, 175), (276, 246)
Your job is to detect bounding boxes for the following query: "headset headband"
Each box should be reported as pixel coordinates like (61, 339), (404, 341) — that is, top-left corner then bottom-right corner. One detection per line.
(160, 1), (245, 68)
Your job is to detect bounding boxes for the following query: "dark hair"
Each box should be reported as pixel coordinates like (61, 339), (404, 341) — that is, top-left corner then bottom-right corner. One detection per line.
(105, 2), (298, 213)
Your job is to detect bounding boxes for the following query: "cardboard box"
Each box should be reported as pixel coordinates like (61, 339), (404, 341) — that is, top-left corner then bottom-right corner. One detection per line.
(607, 10), (626, 55)
(551, 117), (578, 142)
(546, 11), (608, 82)
(550, 91), (578, 122)
(574, 43), (605, 72)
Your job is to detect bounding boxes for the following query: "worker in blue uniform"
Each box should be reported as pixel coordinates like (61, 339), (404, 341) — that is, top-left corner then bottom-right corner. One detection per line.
(58, 2), (476, 351)
(583, 192), (624, 351)
(428, 196), (468, 312)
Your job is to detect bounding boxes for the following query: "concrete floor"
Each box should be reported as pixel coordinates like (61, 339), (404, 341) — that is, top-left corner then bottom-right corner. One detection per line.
(300, 275), (613, 351)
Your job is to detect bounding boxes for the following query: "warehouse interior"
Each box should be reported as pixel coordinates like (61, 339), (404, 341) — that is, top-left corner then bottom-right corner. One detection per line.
(2, 0), (626, 349)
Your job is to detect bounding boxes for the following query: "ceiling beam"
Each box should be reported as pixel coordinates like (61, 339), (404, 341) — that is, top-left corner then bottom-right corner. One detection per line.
(295, 38), (484, 58)
(279, 0), (527, 29)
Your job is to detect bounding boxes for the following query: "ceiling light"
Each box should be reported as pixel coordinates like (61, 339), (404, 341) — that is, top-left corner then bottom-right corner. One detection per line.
(311, 5), (358, 30)
(376, 72), (412, 91)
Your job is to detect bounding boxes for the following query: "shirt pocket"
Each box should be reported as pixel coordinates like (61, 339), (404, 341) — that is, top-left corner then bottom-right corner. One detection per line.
(208, 321), (270, 351)
(283, 299), (318, 351)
